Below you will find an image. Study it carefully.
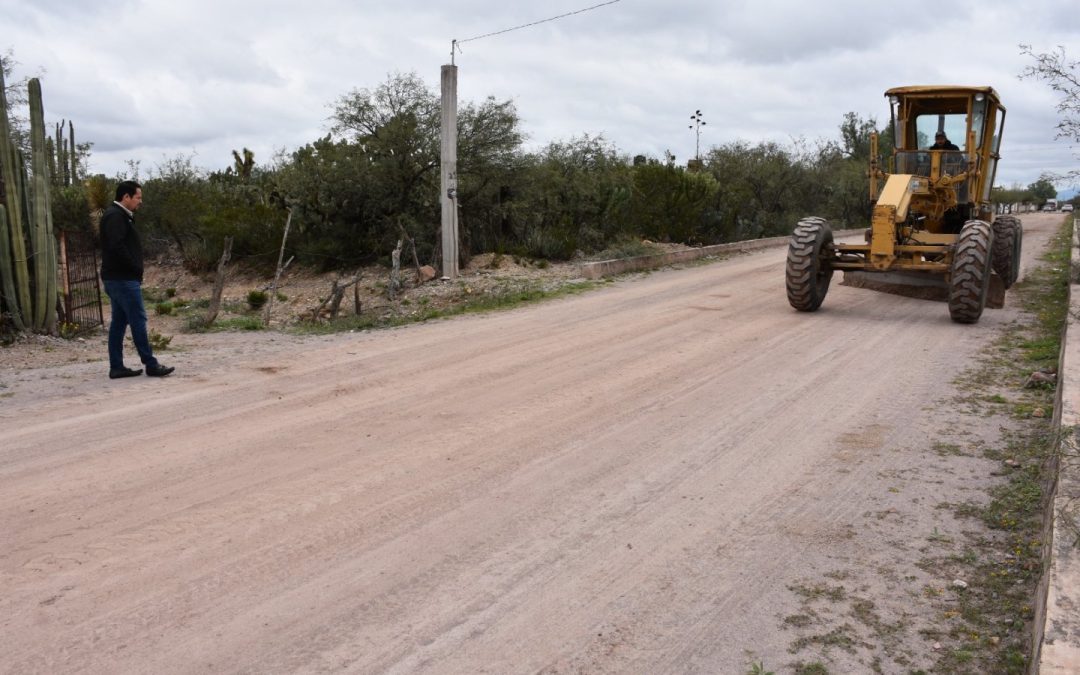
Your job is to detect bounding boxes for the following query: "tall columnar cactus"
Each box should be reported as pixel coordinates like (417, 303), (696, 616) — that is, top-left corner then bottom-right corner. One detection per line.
(0, 60), (29, 330)
(0, 64), (60, 333)
(69, 120), (76, 185)
(46, 137), (58, 185)
(45, 120), (78, 188)
(0, 204), (17, 328)
(28, 78), (57, 333)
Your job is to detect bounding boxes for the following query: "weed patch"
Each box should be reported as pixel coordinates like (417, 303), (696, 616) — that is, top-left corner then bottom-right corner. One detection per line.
(920, 219), (1071, 673)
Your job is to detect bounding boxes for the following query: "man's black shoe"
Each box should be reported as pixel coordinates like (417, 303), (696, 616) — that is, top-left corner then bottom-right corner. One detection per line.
(109, 367), (143, 379)
(146, 364), (175, 377)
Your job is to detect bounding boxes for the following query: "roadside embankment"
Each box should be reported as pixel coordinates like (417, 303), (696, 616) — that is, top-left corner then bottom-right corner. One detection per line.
(1037, 217), (1080, 673)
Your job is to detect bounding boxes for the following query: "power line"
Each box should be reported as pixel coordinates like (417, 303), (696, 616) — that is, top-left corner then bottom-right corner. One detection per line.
(452, 0), (622, 61)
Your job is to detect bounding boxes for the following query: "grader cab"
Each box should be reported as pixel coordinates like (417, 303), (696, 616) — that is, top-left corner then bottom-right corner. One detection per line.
(785, 86), (1021, 323)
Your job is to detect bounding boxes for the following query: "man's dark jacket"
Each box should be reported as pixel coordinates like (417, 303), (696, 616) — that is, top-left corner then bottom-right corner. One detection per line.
(99, 203), (144, 282)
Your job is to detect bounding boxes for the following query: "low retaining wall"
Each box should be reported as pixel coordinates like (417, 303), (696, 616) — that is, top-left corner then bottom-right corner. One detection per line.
(1036, 223), (1080, 673)
(576, 230), (863, 279)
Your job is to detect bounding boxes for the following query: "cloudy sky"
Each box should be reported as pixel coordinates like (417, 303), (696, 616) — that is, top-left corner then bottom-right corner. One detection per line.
(2, 0), (1078, 194)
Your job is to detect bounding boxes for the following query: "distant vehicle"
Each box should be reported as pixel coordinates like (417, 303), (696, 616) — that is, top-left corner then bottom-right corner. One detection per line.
(1043, 204), (1056, 212)
(1064, 203), (1075, 213)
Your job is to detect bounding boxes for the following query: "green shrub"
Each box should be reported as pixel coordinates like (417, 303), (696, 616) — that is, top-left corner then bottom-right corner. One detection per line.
(247, 290), (269, 310)
(154, 302), (174, 315)
(148, 330), (172, 350)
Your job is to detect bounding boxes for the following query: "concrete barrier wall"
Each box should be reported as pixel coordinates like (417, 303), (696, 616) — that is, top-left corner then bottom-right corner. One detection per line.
(1037, 222), (1080, 673)
(576, 230), (864, 279)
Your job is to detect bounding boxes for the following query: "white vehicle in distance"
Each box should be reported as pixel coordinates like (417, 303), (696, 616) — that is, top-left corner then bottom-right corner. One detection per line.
(1064, 203), (1075, 213)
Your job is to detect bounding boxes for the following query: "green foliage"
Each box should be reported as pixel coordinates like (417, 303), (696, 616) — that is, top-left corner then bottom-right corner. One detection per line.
(70, 70), (904, 279)
(57, 320), (80, 339)
(497, 135), (631, 259)
(246, 289), (268, 310)
(705, 139), (832, 239)
(993, 184), (1035, 208)
(154, 301), (174, 315)
(621, 162), (718, 243)
(747, 661), (775, 675)
(208, 316), (264, 331)
(84, 174), (111, 211)
(50, 184), (91, 232)
(148, 329), (172, 350)
(1028, 175), (1058, 203)
(136, 153), (288, 272)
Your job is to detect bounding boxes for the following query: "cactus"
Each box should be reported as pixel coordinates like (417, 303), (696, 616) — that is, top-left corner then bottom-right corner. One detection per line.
(28, 78), (57, 333)
(46, 136), (57, 185)
(69, 120), (76, 185)
(0, 64), (60, 333)
(0, 59), (29, 329)
(0, 204), (18, 329)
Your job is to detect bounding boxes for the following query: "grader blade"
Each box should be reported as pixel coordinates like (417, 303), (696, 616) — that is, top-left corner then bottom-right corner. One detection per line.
(841, 270), (948, 302)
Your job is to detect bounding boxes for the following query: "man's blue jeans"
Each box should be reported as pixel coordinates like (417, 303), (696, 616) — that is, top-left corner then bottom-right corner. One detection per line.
(103, 279), (159, 371)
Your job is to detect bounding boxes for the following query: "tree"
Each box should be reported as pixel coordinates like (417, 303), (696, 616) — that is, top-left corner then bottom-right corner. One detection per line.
(0, 50), (30, 157)
(1028, 175), (1058, 204)
(1020, 44), (1080, 181)
(992, 184), (1034, 211)
(274, 135), (388, 267)
(505, 135), (632, 258)
(324, 72), (525, 265)
(838, 112), (877, 161)
(621, 162), (718, 244)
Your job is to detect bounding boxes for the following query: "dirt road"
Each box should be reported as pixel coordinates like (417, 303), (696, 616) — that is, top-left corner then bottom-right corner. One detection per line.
(1, 215), (1059, 673)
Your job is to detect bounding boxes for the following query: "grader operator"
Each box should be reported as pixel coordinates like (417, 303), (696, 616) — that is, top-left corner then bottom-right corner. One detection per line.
(785, 86), (1021, 323)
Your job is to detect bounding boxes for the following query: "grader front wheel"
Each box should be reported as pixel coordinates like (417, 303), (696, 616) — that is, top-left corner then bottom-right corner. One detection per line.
(948, 220), (994, 324)
(786, 217), (834, 312)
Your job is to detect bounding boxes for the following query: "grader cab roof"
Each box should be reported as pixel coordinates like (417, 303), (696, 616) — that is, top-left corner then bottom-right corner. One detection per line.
(885, 85), (1002, 107)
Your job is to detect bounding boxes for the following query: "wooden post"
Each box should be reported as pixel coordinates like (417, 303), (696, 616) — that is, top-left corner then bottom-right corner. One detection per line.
(204, 237), (233, 326)
(389, 238), (403, 299)
(263, 209), (292, 326)
(58, 229), (71, 323)
(440, 64), (458, 279)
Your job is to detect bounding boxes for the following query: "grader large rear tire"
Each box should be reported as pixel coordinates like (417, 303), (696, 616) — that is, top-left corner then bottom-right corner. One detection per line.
(948, 219), (994, 324)
(992, 216), (1022, 288)
(786, 217), (834, 312)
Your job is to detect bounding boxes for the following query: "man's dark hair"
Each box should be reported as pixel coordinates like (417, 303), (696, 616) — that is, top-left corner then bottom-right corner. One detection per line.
(115, 180), (141, 202)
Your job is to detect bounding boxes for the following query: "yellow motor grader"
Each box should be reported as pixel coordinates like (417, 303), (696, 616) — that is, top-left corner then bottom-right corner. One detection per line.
(785, 85), (1021, 323)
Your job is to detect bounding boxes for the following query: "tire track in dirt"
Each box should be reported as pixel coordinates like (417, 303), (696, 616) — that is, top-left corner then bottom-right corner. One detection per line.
(1, 216), (1056, 673)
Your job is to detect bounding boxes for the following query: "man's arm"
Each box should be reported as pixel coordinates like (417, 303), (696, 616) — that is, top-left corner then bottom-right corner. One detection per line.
(100, 209), (140, 275)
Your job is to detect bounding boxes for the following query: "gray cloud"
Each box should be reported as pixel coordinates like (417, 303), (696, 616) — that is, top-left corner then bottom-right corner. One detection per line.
(2, 0), (1077, 191)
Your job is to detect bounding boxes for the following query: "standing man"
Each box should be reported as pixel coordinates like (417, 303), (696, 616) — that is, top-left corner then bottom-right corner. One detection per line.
(99, 180), (175, 379)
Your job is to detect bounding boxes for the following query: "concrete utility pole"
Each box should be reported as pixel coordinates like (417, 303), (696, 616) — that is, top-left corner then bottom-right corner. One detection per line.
(440, 63), (459, 280)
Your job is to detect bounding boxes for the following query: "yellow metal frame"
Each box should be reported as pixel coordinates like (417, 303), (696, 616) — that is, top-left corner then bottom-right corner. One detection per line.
(836, 85), (1005, 276)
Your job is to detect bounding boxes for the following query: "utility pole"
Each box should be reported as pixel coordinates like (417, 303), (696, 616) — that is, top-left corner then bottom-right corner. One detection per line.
(689, 110), (706, 161)
(440, 59), (459, 280)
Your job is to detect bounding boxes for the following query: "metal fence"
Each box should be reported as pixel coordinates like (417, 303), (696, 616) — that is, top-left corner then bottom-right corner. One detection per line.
(58, 230), (103, 334)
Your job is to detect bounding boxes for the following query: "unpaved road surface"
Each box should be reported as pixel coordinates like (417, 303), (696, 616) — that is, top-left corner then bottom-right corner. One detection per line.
(1, 215), (1060, 673)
